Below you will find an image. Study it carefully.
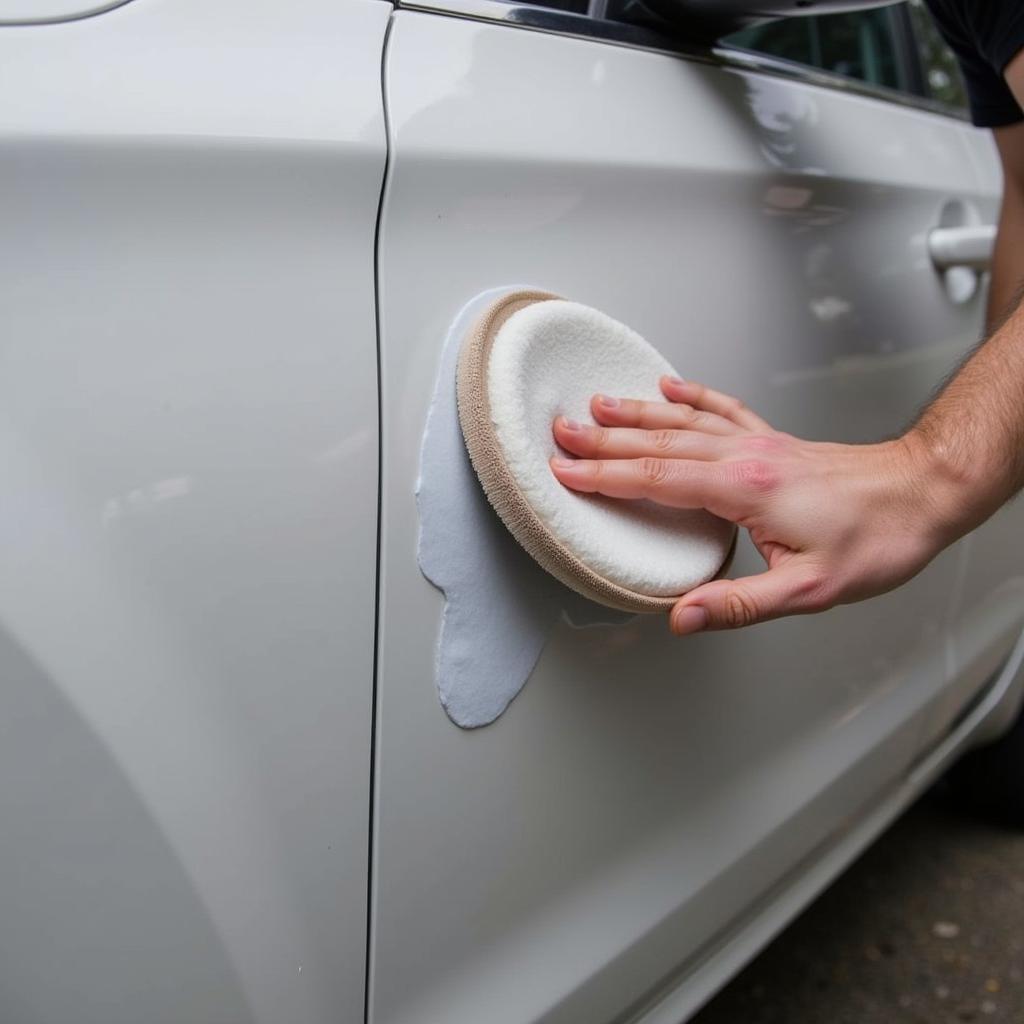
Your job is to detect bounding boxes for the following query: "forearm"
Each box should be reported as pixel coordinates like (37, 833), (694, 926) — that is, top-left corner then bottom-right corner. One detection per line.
(909, 116), (1024, 541)
(908, 292), (1024, 538)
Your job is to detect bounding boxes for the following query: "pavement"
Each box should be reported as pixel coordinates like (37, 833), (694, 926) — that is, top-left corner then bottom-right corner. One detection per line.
(690, 787), (1024, 1024)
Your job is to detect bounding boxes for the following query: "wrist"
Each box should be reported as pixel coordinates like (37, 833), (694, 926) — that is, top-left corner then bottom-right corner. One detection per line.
(897, 427), (983, 546)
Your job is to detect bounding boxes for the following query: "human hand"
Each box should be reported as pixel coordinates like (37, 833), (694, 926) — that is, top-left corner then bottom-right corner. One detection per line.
(550, 377), (960, 634)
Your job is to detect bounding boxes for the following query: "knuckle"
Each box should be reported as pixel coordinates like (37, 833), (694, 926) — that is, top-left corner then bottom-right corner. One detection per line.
(638, 457), (672, 485)
(674, 404), (696, 425)
(724, 587), (759, 628)
(591, 426), (611, 453)
(651, 428), (676, 452)
(744, 433), (782, 454)
(734, 459), (778, 492)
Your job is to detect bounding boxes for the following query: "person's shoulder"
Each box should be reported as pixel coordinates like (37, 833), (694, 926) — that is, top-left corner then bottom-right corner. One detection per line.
(922, 0), (973, 52)
(926, 0), (1024, 75)
(921, 0), (1024, 127)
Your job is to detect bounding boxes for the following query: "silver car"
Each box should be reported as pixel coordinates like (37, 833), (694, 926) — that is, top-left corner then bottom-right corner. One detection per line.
(1, 0), (1019, 1022)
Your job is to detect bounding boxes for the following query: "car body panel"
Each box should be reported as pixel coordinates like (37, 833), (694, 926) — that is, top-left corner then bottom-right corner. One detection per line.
(4, 3), (1023, 1023)
(370, 11), (1015, 1024)
(0, 0), (134, 24)
(0, 1), (388, 1022)
(634, 623), (1024, 1024)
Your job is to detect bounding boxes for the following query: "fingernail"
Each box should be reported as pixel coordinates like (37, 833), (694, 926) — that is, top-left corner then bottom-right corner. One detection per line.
(666, 376), (686, 387)
(560, 417), (582, 431)
(672, 605), (707, 635)
(550, 457), (576, 470)
(597, 394), (619, 409)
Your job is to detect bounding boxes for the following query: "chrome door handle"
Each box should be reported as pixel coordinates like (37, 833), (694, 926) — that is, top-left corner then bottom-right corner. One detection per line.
(928, 224), (996, 272)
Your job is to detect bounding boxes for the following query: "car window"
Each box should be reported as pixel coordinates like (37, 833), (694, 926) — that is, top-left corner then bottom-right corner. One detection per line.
(905, 0), (967, 112)
(723, 7), (908, 92)
(490, 0), (968, 117)
(505, 0), (911, 93)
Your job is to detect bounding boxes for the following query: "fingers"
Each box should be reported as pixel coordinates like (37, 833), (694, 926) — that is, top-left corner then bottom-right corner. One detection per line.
(660, 376), (773, 433)
(553, 417), (726, 462)
(669, 559), (831, 634)
(590, 394), (743, 436)
(550, 454), (756, 518)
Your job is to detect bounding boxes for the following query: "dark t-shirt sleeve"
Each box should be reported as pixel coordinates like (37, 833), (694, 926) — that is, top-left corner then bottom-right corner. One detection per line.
(925, 0), (1024, 127)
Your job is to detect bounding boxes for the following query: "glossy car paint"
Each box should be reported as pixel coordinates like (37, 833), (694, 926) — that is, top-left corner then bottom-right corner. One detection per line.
(0, 1), (387, 1022)
(4, 2), (1023, 1023)
(0, 0), (134, 24)
(371, 11), (1020, 1024)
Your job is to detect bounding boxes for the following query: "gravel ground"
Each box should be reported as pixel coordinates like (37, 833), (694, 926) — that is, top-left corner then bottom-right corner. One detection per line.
(690, 787), (1024, 1024)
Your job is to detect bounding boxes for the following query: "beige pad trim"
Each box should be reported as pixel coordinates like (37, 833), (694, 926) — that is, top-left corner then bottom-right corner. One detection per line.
(456, 289), (736, 615)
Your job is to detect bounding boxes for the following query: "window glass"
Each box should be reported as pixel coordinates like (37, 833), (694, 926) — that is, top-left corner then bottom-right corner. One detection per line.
(905, 0), (968, 111)
(723, 8), (906, 91)
(498, 0), (967, 117)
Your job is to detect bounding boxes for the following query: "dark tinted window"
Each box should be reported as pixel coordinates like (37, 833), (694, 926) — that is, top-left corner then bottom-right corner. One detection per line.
(724, 8), (907, 91)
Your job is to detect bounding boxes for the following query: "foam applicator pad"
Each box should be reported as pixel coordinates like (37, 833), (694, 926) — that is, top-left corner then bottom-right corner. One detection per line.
(457, 290), (737, 614)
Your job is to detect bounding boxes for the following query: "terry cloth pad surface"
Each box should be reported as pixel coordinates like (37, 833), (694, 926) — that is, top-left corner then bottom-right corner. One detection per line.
(458, 291), (736, 613)
(417, 286), (629, 729)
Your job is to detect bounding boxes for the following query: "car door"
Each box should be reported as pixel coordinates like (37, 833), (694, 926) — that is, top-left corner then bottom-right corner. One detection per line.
(725, 0), (1022, 754)
(370, 4), (1008, 1023)
(0, 2), (387, 1022)
(898, 0), (1024, 751)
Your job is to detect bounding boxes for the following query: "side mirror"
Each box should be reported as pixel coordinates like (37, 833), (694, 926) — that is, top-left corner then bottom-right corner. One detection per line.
(642, 0), (895, 43)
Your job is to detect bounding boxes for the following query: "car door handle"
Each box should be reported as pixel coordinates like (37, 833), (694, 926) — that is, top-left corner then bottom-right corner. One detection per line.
(928, 224), (996, 272)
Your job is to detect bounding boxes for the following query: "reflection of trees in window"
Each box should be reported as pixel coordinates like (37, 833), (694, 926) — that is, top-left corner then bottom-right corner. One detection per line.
(725, 9), (905, 91)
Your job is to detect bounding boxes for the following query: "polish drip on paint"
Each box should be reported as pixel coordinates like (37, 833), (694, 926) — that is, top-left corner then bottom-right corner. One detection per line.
(416, 286), (630, 728)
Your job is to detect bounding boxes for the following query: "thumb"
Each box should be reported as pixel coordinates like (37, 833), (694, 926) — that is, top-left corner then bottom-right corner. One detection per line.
(670, 560), (829, 634)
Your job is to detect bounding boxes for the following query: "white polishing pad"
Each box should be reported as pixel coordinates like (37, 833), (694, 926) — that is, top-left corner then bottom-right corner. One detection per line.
(457, 290), (736, 613)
